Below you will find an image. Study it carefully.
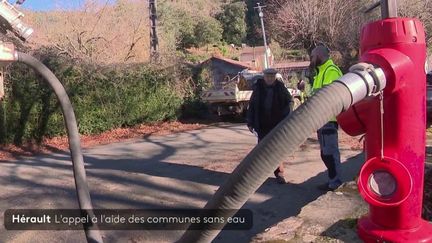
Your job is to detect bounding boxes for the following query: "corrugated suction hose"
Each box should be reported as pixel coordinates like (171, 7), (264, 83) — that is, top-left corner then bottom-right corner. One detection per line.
(178, 81), (353, 243)
(17, 52), (103, 243)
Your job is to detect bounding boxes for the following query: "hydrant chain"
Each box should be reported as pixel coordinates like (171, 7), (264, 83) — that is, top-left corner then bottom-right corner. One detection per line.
(379, 91), (384, 160)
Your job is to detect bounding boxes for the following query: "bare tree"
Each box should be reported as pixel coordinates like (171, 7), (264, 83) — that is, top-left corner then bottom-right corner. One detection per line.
(25, 0), (150, 64)
(398, 0), (432, 45)
(269, 0), (369, 49)
(269, 0), (323, 51)
(268, 0), (431, 67)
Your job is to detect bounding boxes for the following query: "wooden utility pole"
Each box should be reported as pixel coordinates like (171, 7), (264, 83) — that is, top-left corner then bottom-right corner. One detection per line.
(365, 0), (398, 18)
(149, 0), (158, 59)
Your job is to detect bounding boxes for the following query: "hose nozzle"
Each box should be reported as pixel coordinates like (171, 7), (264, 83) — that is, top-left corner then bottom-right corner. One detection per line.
(335, 62), (386, 108)
(0, 0), (33, 41)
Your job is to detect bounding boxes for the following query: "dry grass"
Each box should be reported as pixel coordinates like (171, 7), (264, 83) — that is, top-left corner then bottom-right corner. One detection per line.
(25, 0), (150, 64)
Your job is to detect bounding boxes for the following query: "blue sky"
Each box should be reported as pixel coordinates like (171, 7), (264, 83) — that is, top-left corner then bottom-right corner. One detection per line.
(20, 0), (82, 11)
(20, 0), (115, 11)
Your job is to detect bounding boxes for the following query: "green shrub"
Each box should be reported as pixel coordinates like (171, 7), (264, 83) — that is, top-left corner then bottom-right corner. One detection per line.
(1, 51), (183, 145)
(216, 2), (247, 46)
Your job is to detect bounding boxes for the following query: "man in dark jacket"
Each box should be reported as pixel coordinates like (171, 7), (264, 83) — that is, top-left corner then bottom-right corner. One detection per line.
(247, 68), (293, 184)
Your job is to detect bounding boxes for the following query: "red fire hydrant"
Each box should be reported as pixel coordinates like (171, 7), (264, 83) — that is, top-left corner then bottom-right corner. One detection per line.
(337, 6), (432, 243)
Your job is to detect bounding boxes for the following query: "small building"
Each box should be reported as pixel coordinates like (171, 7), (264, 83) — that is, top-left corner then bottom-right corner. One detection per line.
(239, 46), (274, 71)
(273, 61), (310, 72)
(273, 61), (311, 85)
(199, 55), (255, 89)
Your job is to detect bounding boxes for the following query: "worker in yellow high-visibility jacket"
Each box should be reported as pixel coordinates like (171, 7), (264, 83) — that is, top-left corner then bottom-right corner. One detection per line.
(310, 45), (343, 191)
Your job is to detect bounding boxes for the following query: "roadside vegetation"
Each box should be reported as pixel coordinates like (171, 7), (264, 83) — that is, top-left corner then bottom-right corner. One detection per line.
(0, 0), (430, 146)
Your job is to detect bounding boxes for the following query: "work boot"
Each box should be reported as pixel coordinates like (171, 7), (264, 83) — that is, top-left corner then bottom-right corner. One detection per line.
(274, 166), (286, 184)
(317, 179), (342, 191)
(275, 175), (286, 184)
(317, 183), (336, 191)
(274, 173), (287, 184)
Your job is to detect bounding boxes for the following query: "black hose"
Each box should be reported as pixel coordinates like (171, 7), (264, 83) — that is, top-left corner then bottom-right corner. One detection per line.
(17, 52), (103, 243)
(178, 82), (352, 243)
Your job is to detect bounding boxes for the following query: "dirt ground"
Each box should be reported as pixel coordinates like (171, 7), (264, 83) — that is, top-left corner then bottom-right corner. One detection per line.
(0, 121), (430, 242)
(0, 121), (204, 160)
(0, 122), (365, 243)
(0, 120), (362, 164)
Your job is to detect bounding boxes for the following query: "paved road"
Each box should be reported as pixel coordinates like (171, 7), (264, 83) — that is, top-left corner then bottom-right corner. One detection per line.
(0, 123), (363, 243)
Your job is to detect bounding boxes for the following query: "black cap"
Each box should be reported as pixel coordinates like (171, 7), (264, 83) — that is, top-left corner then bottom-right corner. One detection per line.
(263, 68), (277, 75)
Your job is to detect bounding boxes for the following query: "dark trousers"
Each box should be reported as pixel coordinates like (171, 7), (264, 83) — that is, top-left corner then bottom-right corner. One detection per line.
(258, 128), (285, 177)
(317, 122), (341, 182)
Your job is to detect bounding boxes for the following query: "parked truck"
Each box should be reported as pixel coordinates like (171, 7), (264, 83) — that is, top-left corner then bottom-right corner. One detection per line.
(201, 69), (304, 117)
(201, 70), (255, 117)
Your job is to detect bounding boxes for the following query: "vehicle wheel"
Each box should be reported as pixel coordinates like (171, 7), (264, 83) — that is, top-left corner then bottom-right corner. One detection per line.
(220, 114), (235, 122)
(240, 102), (249, 118)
